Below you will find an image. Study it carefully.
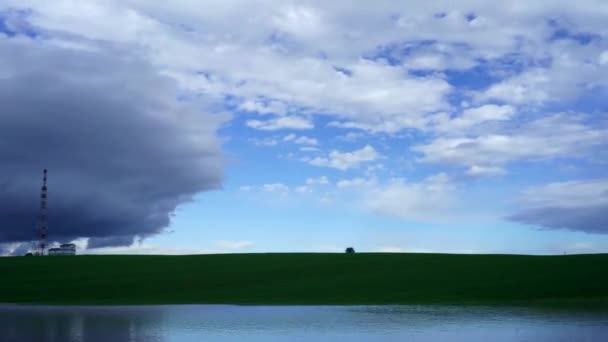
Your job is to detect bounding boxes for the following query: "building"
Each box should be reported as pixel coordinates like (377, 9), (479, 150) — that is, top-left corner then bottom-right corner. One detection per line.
(48, 243), (76, 256)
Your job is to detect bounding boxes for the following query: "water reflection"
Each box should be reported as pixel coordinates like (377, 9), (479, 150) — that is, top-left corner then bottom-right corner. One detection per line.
(1, 304), (607, 342)
(0, 305), (163, 342)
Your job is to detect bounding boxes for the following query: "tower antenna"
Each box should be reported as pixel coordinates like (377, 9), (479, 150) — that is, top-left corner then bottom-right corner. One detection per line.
(36, 169), (48, 256)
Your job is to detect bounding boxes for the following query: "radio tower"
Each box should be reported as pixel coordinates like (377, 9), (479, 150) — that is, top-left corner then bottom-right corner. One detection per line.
(36, 169), (48, 256)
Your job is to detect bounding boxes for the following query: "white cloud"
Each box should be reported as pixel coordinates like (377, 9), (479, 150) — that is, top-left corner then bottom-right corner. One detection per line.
(415, 113), (608, 169)
(272, 5), (326, 38)
(262, 183), (289, 194)
(337, 131), (365, 141)
(250, 137), (279, 146)
(82, 240), (253, 254)
(364, 163), (385, 176)
(517, 180), (608, 209)
(306, 145), (381, 170)
(306, 176), (329, 185)
(294, 136), (318, 145)
(214, 240), (254, 249)
(477, 41), (608, 106)
(300, 146), (320, 152)
(377, 246), (407, 253)
(293, 176), (329, 193)
(600, 51), (608, 65)
(479, 69), (552, 105)
(430, 104), (515, 133)
(240, 183), (291, 196)
(465, 165), (507, 177)
(83, 244), (213, 255)
(239, 99), (287, 115)
(336, 177), (375, 188)
(247, 116), (313, 130)
(284, 134), (318, 145)
(2, 1), (457, 134)
(6, 0), (608, 140)
(329, 115), (430, 134)
(295, 185), (312, 193)
(365, 173), (455, 222)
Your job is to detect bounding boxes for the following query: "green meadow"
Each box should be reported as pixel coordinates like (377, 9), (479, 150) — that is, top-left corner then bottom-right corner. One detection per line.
(0, 253), (606, 306)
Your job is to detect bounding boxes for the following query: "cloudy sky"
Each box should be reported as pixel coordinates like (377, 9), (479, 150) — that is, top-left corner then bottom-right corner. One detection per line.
(1, 1), (607, 255)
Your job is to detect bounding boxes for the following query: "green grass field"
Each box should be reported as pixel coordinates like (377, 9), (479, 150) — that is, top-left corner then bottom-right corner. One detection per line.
(0, 253), (606, 306)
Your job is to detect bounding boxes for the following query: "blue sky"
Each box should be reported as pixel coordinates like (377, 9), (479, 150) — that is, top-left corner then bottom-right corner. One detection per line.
(1, 1), (608, 255)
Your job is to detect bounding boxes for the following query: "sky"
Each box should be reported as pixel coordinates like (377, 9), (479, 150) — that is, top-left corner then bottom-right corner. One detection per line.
(0, 1), (607, 256)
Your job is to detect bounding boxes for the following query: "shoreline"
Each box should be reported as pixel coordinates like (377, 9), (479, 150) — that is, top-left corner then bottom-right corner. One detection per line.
(1, 301), (607, 315)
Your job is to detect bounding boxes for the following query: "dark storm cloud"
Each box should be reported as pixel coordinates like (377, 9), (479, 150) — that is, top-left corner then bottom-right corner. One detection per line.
(0, 37), (225, 248)
(508, 206), (608, 234)
(507, 182), (608, 234)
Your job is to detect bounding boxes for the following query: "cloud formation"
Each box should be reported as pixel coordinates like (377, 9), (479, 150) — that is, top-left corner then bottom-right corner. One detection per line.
(0, 37), (225, 248)
(246, 116), (314, 131)
(365, 173), (456, 222)
(2, 0), (608, 251)
(508, 180), (608, 234)
(415, 113), (608, 172)
(214, 240), (254, 249)
(306, 145), (381, 170)
(283, 134), (318, 145)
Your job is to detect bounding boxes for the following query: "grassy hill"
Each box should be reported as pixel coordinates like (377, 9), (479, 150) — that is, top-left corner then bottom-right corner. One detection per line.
(0, 253), (606, 306)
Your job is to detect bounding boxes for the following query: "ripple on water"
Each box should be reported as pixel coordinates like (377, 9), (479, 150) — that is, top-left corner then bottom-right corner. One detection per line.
(1, 304), (607, 342)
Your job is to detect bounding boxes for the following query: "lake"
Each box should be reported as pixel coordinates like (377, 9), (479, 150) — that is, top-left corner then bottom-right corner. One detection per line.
(1, 304), (607, 341)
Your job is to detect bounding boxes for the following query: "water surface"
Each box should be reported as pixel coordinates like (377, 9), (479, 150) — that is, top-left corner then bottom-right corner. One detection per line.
(1, 304), (607, 341)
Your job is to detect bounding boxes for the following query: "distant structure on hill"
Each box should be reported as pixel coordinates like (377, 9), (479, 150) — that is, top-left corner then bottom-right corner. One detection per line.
(48, 243), (76, 256)
(345, 247), (355, 253)
(34, 169), (49, 256)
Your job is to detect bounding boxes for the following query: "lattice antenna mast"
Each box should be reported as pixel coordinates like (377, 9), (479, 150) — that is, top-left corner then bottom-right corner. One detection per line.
(37, 169), (48, 256)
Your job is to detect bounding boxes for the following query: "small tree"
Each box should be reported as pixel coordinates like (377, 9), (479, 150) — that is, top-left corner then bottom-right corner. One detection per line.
(345, 247), (355, 253)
